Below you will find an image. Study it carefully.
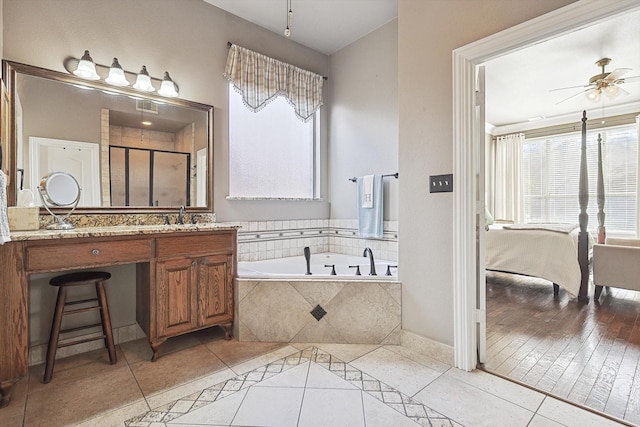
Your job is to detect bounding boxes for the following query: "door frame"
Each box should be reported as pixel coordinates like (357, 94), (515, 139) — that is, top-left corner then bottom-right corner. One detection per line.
(29, 136), (101, 207)
(452, 0), (640, 371)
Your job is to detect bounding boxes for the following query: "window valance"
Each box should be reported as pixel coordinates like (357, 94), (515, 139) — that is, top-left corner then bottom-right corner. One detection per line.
(223, 43), (324, 122)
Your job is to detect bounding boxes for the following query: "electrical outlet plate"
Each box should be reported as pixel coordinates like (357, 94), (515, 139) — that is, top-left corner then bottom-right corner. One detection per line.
(430, 174), (453, 193)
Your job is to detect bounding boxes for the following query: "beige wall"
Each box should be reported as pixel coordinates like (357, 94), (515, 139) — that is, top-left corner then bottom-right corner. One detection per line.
(398, 0), (576, 345)
(2, 0), (330, 222)
(328, 19), (398, 220)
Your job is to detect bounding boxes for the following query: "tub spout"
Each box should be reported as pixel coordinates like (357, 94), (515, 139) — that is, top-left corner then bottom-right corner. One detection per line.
(363, 247), (377, 276)
(178, 205), (186, 225)
(304, 246), (312, 275)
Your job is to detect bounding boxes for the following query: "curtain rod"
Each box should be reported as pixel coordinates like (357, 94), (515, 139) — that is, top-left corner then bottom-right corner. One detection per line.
(226, 41), (328, 81)
(348, 173), (398, 182)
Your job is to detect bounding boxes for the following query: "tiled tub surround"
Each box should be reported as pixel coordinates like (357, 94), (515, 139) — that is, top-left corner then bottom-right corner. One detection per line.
(236, 277), (401, 345)
(233, 219), (398, 262)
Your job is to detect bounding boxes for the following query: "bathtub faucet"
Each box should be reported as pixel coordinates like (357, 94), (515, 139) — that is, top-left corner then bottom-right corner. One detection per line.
(178, 205), (186, 225)
(363, 247), (377, 276)
(304, 246), (312, 275)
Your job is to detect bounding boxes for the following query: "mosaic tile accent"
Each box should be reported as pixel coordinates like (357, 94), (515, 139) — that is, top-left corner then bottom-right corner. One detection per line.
(125, 347), (455, 427)
(310, 304), (327, 321)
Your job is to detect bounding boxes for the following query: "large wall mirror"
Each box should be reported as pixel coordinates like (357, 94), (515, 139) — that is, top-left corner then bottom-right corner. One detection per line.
(3, 61), (213, 213)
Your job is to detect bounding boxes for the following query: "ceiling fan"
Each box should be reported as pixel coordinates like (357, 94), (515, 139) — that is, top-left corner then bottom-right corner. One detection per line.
(552, 58), (640, 105)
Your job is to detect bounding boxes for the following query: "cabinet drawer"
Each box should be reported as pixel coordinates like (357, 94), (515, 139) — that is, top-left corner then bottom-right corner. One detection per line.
(26, 238), (152, 272)
(156, 232), (234, 258)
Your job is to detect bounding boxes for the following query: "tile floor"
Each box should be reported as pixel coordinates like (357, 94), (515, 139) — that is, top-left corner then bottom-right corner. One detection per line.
(0, 327), (630, 427)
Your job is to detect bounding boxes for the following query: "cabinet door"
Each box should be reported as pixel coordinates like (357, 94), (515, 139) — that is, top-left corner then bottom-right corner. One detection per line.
(197, 254), (233, 327)
(156, 257), (198, 337)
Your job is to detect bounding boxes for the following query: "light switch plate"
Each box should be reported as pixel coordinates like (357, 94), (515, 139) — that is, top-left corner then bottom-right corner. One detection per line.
(429, 174), (453, 193)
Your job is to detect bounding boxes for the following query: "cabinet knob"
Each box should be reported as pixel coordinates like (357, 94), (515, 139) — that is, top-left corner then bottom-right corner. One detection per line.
(192, 261), (198, 267)
(91, 249), (100, 255)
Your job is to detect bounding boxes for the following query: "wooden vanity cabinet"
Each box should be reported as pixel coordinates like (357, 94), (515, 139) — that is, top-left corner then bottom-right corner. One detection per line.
(0, 227), (237, 408)
(140, 230), (236, 361)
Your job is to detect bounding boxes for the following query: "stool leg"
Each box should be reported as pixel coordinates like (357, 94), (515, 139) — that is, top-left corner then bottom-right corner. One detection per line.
(95, 281), (117, 365)
(44, 287), (67, 384)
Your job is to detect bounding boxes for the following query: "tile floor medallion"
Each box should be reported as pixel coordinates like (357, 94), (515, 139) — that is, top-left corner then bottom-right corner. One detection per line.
(125, 346), (457, 426)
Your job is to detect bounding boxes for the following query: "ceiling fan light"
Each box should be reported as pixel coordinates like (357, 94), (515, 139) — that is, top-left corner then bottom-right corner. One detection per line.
(604, 85), (619, 99)
(585, 88), (601, 102)
(73, 50), (100, 80)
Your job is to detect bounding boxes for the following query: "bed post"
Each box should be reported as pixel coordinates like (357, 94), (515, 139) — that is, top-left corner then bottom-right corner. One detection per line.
(577, 111), (590, 301)
(597, 133), (606, 244)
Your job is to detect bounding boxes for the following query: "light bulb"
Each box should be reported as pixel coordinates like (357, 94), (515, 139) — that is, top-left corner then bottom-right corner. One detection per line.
(288, 9), (293, 25)
(284, 26), (291, 37)
(585, 88), (601, 102)
(604, 85), (619, 99)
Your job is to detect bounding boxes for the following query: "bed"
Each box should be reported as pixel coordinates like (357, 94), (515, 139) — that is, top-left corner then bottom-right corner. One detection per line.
(486, 223), (582, 296)
(486, 111), (602, 300)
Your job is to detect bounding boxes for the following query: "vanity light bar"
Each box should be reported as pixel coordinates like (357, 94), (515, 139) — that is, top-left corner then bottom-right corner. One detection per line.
(66, 50), (180, 98)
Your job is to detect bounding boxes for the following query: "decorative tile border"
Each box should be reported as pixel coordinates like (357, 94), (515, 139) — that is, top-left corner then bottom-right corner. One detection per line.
(125, 346), (455, 427)
(234, 219), (398, 262)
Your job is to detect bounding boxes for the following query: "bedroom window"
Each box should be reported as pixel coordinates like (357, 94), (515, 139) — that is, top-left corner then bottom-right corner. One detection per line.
(228, 85), (319, 199)
(522, 123), (638, 235)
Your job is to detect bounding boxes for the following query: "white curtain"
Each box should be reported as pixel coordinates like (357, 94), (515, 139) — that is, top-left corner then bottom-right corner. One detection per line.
(224, 44), (324, 122)
(493, 133), (524, 223)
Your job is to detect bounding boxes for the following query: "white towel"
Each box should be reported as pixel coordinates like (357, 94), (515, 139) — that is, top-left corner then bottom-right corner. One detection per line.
(361, 174), (374, 208)
(357, 175), (383, 239)
(0, 171), (12, 244)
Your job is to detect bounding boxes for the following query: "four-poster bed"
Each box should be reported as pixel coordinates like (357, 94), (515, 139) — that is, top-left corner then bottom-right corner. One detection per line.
(486, 111), (604, 300)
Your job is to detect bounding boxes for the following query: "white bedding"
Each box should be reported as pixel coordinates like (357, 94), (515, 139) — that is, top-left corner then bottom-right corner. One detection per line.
(485, 224), (582, 296)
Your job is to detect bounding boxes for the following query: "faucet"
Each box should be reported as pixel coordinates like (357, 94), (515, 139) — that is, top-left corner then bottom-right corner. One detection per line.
(178, 205), (186, 225)
(304, 246), (312, 275)
(363, 247), (377, 276)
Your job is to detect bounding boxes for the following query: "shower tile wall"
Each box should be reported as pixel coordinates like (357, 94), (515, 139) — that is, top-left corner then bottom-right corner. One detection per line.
(231, 220), (398, 262)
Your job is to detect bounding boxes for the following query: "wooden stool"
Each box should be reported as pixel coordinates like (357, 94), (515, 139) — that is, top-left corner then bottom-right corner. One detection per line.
(43, 271), (117, 384)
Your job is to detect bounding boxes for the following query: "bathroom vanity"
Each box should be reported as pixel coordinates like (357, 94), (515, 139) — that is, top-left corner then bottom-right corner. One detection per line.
(0, 224), (237, 407)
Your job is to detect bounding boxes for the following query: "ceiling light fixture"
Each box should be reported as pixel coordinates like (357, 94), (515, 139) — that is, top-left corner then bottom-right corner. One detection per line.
(65, 50), (180, 98)
(284, 0), (293, 37)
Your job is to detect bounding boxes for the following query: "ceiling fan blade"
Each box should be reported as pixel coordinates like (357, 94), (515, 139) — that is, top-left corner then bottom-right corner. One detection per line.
(619, 86), (630, 96)
(604, 68), (631, 82)
(555, 88), (590, 105)
(621, 75), (640, 83)
(549, 84), (590, 92)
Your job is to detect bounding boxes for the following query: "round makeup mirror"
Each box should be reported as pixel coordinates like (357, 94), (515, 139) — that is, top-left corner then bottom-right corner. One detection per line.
(38, 172), (81, 230)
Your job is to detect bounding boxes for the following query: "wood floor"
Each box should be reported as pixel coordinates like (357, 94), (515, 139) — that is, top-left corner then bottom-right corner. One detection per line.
(484, 271), (640, 425)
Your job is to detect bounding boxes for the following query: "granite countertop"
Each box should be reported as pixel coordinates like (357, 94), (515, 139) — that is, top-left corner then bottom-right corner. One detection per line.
(9, 223), (240, 241)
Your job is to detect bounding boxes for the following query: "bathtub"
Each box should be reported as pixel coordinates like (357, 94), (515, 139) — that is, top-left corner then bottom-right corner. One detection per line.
(235, 252), (401, 345)
(238, 252), (398, 279)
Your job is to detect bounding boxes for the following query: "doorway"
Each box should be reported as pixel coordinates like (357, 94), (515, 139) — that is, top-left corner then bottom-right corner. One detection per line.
(453, 0), (640, 423)
(452, 0), (640, 372)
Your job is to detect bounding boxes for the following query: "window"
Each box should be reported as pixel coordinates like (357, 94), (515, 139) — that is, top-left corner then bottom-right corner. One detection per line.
(228, 85), (319, 199)
(522, 123), (638, 235)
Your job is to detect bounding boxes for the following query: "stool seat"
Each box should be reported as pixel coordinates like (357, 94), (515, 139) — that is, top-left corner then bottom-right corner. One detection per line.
(44, 270), (117, 384)
(49, 271), (112, 287)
